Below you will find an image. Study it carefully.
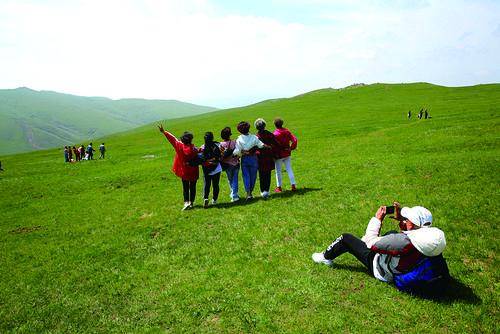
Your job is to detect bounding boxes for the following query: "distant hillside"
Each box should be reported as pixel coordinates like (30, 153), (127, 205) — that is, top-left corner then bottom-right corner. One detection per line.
(0, 87), (217, 155)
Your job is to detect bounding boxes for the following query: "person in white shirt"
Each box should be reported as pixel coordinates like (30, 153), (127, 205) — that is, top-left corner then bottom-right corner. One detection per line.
(233, 121), (265, 200)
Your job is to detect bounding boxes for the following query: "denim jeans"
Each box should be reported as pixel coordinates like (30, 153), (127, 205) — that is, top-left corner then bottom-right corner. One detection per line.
(225, 164), (240, 200)
(241, 155), (258, 193)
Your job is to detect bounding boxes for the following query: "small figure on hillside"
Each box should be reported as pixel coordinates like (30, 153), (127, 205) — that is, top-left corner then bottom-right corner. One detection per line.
(407, 110), (412, 120)
(273, 117), (298, 193)
(63, 146), (69, 163)
(0, 160), (4, 171)
(99, 143), (106, 159)
(312, 202), (450, 296)
(158, 123), (200, 211)
(87, 143), (95, 160)
(219, 127), (240, 202)
(418, 108), (423, 119)
(68, 145), (73, 162)
(79, 145), (86, 160)
(424, 109), (429, 119)
(233, 121), (266, 200)
(255, 118), (280, 199)
(73, 146), (80, 161)
(199, 132), (222, 208)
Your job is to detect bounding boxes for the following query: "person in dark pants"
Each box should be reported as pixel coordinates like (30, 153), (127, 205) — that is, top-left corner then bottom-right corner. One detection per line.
(255, 118), (279, 198)
(424, 109), (429, 119)
(407, 110), (411, 119)
(63, 146), (69, 162)
(312, 203), (448, 292)
(0, 161), (4, 171)
(199, 132), (222, 208)
(87, 143), (95, 160)
(158, 123), (199, 211)
(99, 143), (106, 159)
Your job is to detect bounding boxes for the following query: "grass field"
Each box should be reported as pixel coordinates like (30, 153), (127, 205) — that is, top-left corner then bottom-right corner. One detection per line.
(0, 83), (499, 333)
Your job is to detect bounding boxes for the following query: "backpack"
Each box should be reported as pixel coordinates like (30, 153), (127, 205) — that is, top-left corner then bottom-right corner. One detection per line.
(393, 255), (450, 295)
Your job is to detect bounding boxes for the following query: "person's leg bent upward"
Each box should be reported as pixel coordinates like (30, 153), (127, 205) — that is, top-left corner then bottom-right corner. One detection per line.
(312, 233), (374, 272)
(283, 156), (296, 191)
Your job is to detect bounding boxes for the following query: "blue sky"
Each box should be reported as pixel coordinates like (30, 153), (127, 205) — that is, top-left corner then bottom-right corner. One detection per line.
(0, 0), (499, 108)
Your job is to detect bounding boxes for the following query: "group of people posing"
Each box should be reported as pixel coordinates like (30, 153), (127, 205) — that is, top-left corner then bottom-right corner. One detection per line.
(158, 117), (298, 211)
(64, 143), (106, 162)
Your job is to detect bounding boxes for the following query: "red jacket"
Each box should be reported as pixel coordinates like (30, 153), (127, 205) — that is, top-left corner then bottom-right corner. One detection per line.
(163, 131), (199, 181)
(273, 127), (297, 159)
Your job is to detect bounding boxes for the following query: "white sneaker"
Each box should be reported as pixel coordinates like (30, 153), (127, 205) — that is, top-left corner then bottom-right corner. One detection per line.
(203, 199), (209, 208)
(261, 191), (269, 198)
(181, 202), (190, 211)
(312, 252), (333, 266)
(211, 199), (217, 205)
(231, 197), (240, 203)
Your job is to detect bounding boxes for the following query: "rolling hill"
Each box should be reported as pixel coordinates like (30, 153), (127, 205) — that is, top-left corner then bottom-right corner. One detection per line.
(0, 87), (217, 155)
(0, 83), (499, 332)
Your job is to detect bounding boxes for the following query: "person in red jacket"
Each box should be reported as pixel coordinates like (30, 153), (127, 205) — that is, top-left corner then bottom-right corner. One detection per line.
(158, 123), (200, 211)
(273, 117), (298, 192)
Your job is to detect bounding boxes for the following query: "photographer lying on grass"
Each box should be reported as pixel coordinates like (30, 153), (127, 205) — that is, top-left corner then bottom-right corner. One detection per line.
(312, 203), (450, 295)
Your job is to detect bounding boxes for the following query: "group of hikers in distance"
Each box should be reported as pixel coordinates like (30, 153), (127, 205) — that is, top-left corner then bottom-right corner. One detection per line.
(158, 117), (297, 211)
(63, 142), (106, 162)
(408, 108), (431, 120)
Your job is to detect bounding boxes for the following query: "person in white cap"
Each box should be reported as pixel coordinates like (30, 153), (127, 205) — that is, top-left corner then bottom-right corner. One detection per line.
(312, 202), (449, 293)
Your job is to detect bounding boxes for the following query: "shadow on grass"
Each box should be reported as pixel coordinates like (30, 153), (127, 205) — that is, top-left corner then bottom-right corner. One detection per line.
(332, 264), (481, 305)
(194, 187), (323, 210)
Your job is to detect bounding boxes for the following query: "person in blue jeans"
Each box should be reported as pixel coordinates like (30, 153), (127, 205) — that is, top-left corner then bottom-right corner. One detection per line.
(233, 121), (265, 200)
(219, 127), (240, 202)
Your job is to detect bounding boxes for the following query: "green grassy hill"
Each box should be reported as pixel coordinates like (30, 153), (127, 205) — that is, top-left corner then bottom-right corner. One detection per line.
(0, 83), (499, 332)
(0, 87), (217, 155)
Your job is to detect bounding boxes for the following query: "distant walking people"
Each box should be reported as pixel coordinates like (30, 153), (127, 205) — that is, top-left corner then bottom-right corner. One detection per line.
(200, 132), (222, 208)
(418, 109), (423, 119)
(73, 146), (80, 161)
(87, 143), (95, 160)
(424, 109), (429, 119)
(99, 143), (106, 159)
(79, 145), (85, 160)
(64, 146), (69, 162)
(233, 121), (265, 200)
(158, 123), (199, 211)
(255, 118), (279, 198)
(407, 110), (411, 119)
(273, 117), (298, 192)
(219, 127), (240, 202)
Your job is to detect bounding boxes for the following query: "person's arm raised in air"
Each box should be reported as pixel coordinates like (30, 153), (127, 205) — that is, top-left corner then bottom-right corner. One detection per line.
(158, 123), (179, 149)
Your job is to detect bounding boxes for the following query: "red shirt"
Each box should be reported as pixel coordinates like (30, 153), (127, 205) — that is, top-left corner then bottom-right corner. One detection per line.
(273, 127), (298, 159)
(163, 131), (199, 181)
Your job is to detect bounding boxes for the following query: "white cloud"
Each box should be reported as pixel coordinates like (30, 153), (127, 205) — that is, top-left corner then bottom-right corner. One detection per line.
(0, 0), (499, 108)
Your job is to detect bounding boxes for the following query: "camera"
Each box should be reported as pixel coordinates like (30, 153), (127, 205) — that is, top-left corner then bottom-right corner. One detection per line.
(385, 205), (395, 214)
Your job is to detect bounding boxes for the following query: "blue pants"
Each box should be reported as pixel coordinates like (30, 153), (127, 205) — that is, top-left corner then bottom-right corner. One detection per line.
(225, 164), (240, 200)
(241, 155), (258, 193)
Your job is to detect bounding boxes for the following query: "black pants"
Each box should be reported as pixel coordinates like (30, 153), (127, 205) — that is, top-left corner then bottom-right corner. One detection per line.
(203, 172), (220, 200)
(182, 180), (197, 203)
(324, 233), (375, 273)
(259, 170), (272, 192)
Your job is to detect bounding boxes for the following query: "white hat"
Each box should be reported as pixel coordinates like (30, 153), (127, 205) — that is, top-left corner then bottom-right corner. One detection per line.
(401, 206), (433, 228)
(405, 227), (446, 256)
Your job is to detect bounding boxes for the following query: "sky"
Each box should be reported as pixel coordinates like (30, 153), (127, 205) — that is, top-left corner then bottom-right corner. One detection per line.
(0, 0), (499, 108)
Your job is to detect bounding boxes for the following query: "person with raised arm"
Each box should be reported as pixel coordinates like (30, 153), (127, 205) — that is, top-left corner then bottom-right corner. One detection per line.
(158, 123), (199, 211)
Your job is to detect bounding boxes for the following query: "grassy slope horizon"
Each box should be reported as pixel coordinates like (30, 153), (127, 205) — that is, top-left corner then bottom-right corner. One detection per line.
(0, 87), (218, 156)
(0, 82), (499, 332)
